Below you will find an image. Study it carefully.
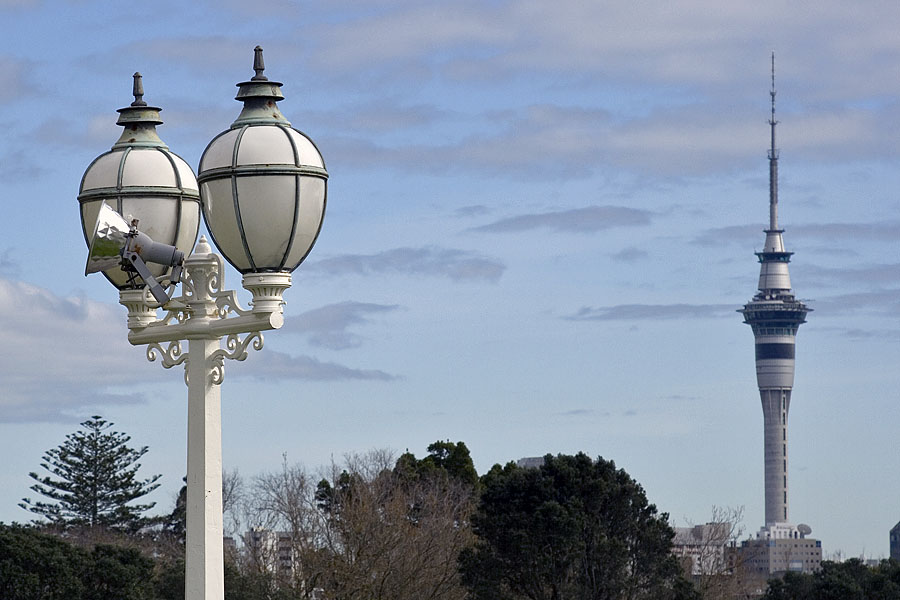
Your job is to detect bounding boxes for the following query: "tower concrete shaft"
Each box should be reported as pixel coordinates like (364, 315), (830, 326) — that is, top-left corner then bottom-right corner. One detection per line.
(739, 54), (810, 526)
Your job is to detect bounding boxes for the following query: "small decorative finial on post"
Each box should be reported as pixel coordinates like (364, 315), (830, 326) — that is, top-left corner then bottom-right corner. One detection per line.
(251, 46), (268, 81)
(131, 72), (147, 107)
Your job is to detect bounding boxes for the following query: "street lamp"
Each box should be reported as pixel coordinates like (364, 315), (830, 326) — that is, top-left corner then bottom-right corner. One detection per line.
(79, 47), (327, 600)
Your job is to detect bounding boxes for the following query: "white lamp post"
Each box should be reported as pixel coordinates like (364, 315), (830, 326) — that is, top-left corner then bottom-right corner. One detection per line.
(79, 47), (327, 600)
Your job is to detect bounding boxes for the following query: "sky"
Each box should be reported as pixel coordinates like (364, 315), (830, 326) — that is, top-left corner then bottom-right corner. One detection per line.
(0, 0), (898, 560)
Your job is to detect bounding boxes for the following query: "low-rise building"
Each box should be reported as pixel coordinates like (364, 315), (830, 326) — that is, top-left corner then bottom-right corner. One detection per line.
(735, 523), (821, 576)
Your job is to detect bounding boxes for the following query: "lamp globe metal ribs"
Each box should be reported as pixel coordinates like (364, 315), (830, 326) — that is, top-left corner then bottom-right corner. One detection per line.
(78, 72), (201, 292)
(198, 44), (327, 314)
(78, 48), (327, 600)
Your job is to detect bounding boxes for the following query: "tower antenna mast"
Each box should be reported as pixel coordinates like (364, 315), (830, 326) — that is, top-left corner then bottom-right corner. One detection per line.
(768, 52), (779, 231)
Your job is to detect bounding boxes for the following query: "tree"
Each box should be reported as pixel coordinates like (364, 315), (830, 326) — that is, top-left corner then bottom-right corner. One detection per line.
(242, 447), (477, 600)
(0, 523), (87, 600)
(20, 415), (162, 531)
(763, 559), (900, 600)
(393, 440), (479, 488)
(459, 452), (697, 600)
(0, 524), (158, 600)
(675, 506), (750, 600)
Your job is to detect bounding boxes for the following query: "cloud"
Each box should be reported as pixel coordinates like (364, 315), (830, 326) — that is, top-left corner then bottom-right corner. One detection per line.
(0, 248), (19, 277)
(0, 150), (44, 179)
(294, 2), (900, 180)
(0, 278), (155, 423)
(310, 1), (900, 101)
(307, 101), (451, 134)
(455, 205), (491, 218)
(692, 225), (767, 248)
(793, 222), (900, 243)
(566, 303), (737, 321)
(314, 4), (512, 72)
(321, 104), (615, 180)
(693, 221), (900, 250)
(808, 290), (900, 317)
(285, 301), (401, 350)
(0, 56), (29, 103)
(801, 263), (900, 289)
(228, 350), (397, 382)
(474, 206), (652, 234)
(611, 247), (649, 263)
(307, 246), (505, 282)
(557, 408), (594, 417)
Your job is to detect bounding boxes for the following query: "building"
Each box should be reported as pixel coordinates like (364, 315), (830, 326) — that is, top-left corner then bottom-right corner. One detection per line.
(736, 56), (821, 575)
(673, 523), (731, 576)
(891, 521), (900, 560)
(737, 524), (822, 576)
(246, 527), (296, 576)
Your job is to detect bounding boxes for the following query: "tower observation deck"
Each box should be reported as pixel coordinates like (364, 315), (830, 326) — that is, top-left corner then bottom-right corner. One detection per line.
(739, 55), (810, 527)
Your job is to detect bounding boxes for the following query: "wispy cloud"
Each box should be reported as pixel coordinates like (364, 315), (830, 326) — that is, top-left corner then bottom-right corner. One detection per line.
(285, 301), (401, 350)
(455, 205), (491, 218)
(0, 149), (43, 179)
(557, 408), (594, 416)
(308, 100), (451, 133)
(566, 303), (737, 321)
(0, 55), (30, 103)
(611, 247), (649, 263)
(696, 222), (900, 248)
(307, 246), (505, 282)
(229, 350), (398, 382)
(692, 225), (764, 247)
(793, 222), (900, 243)
(474, 206), (652, 234)
(801, 263), (900, 288)
(809, 289), (900, 317)
(0, 248), (18, 277)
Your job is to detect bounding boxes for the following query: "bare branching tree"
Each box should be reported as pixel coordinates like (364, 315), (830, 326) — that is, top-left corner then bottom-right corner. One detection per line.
(239, 449), (475, 600)
(678, 506), (751, 600)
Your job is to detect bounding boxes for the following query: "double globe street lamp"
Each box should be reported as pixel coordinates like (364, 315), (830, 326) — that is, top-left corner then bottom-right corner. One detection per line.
(77, 47), (327, 600)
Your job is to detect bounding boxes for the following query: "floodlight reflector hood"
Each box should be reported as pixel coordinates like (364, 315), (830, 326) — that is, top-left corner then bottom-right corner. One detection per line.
(86, 202), (131, 275)
(85, 202), (184, 304)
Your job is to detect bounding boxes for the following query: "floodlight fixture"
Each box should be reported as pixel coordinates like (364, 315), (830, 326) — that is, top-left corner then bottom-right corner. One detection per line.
(85, 201), (184, 304)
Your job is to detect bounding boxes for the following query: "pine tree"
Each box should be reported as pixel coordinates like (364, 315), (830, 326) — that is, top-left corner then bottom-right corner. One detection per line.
(20, 415), (162, 531)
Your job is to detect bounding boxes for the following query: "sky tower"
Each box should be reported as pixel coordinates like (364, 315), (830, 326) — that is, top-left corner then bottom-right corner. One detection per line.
(739, 55), (811, 529)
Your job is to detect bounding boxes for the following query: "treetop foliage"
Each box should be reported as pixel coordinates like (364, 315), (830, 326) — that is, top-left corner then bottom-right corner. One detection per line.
(764, 558), (900, 600)
(392, 439), (479, 488)
(0, 524), (155, 600)
(19, 415), (161, 531)
(460, 452), (696, 600)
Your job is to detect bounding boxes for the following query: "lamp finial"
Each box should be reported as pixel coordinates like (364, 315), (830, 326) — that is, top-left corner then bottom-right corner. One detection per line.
(252, 46), (267, 81)
(131, 72), (147, 107)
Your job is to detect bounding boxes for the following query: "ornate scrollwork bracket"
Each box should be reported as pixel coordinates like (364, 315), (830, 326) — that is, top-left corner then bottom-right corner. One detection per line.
(209, 332), (264, 385)
(121, 237), (288, 386)
(147, 340), (187, 369)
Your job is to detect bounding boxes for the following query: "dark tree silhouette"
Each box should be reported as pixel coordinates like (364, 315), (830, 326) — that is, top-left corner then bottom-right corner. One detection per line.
(20, 416), (161, 531)
(459, 452), (697, 600)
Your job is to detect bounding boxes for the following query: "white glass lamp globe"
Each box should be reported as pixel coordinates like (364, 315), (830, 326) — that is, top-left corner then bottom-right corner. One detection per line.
(78, 73), (200, 290)
(197, 46), (327, 275)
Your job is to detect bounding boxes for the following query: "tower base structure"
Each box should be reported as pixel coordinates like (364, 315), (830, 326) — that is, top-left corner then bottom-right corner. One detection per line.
(733, 523), (821, 576)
